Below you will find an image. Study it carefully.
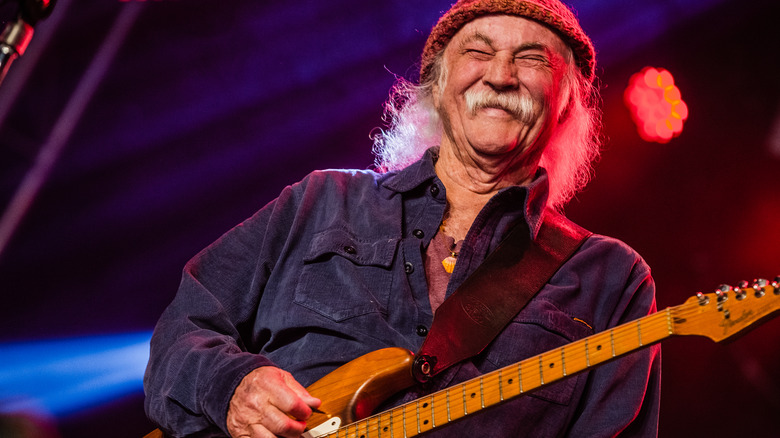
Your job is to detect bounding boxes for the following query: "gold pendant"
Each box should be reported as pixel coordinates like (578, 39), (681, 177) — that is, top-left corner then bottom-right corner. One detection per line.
(442, 256), (457, 274)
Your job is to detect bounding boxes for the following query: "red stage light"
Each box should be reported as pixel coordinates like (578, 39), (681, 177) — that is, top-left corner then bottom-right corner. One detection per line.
(624, 67), (688, 143)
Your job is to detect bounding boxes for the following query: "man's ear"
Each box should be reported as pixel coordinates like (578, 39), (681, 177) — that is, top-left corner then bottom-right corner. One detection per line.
(558, 95), (573, 123)
(557, 79), (573, 123)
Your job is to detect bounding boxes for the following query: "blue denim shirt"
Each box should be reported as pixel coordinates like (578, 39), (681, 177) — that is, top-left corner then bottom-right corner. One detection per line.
(144, 149), (660, 437)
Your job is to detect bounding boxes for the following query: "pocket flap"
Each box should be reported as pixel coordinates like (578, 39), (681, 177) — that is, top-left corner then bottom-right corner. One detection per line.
(303, 228), (397, 268)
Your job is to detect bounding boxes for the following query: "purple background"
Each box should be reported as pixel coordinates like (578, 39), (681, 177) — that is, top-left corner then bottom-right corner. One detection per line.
(1, 0), (779, 437)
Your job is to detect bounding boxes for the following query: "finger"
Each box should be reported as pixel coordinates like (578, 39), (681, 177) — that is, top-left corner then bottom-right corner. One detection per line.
(245, 423), (275, 438)
(282, 373), (322, 415)
(268, 391), (315, 424)
(261, 377), (318, 421)
(250, 410), (307, 438)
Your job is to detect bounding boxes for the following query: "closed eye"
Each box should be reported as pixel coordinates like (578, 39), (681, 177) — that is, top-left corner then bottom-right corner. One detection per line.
(464, 48), (494, 60)
(515, 54), (551, 67)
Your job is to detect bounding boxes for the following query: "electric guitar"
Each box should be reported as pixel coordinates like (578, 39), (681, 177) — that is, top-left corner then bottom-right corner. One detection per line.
(145, 277), (780, 438)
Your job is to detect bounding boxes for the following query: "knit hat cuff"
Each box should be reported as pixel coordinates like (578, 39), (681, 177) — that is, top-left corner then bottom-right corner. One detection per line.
(420, 0), (595, 82)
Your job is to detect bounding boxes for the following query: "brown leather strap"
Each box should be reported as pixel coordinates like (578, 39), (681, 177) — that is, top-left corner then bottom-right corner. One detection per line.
(413, 209), (591, 382)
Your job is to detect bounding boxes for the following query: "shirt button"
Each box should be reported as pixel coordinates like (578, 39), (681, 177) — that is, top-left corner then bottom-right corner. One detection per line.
(404, 262), (414, 274)
(429, 184), (439, 196)
(416, 325), (428, 337)
(413, 229), (424, 239)
(343, 245), (357, 254)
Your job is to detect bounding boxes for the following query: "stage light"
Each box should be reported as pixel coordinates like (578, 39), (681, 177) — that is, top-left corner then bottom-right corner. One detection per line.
(624, 67), (688, 143)
(0, 332), (152, 418)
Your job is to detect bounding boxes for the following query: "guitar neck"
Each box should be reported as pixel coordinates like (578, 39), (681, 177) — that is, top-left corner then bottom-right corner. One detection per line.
(326, 308), (675, 438)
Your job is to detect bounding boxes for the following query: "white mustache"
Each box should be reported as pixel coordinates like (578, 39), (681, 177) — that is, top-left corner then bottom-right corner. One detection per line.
(464, 88), (536, 123)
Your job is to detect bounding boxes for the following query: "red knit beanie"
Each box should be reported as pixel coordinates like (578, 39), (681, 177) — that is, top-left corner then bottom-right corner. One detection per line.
(420, 0), (595, 82)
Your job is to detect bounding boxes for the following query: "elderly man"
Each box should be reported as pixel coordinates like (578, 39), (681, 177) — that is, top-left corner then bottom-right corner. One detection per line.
(144, 1), (661, 437)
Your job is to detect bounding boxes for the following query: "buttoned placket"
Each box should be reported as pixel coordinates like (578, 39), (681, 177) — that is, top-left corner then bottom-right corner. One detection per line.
(399, 179), (447, 347)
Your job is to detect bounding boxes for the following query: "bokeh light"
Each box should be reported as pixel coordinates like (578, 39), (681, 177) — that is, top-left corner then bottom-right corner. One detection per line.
(625, 67), (689, 143)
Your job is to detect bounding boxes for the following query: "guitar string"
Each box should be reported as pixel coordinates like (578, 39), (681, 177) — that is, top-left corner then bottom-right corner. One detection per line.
(320, 291), (776, 437)
(325, 307), (703, 438)
(319, 304), (699, 438)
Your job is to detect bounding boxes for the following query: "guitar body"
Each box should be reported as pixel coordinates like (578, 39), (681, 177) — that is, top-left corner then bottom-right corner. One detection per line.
(303, 348), (416, 436)
(145, 348), (415, 438)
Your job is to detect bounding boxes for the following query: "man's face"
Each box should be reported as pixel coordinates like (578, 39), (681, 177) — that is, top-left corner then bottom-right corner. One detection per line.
(434, 15), (571, 164)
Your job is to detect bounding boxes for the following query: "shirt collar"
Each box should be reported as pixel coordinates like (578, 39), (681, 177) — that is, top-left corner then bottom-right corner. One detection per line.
(490, 168), (550, 241)
(381, 147), (440, 194)
(381, 147), (551, 241)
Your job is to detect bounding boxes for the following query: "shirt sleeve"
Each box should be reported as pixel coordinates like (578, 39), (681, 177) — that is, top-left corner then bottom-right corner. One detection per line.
(565, 246), (661, 437)
(143, 182), (302, 437)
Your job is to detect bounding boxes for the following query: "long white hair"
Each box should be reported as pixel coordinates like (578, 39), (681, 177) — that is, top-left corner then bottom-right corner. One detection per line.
(372, 51), (602, 210)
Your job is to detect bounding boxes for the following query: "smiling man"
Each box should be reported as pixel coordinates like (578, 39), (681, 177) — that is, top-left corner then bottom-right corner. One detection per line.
(432, 14), (575, 244)
(144, 1), (661, 437)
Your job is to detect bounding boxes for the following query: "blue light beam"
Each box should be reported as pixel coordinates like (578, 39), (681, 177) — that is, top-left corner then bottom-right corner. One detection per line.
(0, 331), (152, 418)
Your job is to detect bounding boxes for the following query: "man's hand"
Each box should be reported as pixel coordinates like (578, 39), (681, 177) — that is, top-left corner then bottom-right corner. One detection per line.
(227, 366), (321, 438)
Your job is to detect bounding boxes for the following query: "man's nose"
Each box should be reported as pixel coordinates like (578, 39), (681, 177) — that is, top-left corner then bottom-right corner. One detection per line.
(483, 54), (519, 91)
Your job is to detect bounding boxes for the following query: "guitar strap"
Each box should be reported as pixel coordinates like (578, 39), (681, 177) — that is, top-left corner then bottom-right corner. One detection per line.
(412, 208), (592, 382)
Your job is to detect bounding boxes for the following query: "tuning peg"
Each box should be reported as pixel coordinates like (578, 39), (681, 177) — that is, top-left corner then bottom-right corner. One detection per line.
(773, 276), (780, 295)
(696, 292), (710, 306)
(733, 280), (748, 299)
(715, 285), (729, 303)
(753, 278), (768, 298)
(728, 283), (747, 300)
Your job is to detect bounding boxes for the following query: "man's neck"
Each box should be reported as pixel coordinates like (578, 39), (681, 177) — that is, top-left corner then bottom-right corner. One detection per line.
(434, 142), (538, 242)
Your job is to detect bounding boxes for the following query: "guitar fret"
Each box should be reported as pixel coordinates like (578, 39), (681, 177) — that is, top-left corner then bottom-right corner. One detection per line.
(517, 363), (523, 393)
(462, 383), (468, 415)
(538, 355), (545, 385)
(498, 369), (504, 401)
(610, 329), (616, 357)
(585, 338), (590, 367)
(479, 377), (485, 408)
(446, 388), (451, 422)
(430, 395), (435, 428)
(402, 405), (407, 438)
(637, 320), (643, 347)
(415, 401), (421, 434)
(666, 308), (672, 334)
(561, 347), (567, 377)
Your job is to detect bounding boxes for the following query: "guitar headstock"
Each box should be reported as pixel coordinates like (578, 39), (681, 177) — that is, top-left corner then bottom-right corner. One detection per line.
(671, 277), (780, 342)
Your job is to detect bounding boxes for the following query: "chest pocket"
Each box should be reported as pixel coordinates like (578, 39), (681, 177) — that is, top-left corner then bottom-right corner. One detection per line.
(480, 297), (594, 406)
(293, 228), (398, 322)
